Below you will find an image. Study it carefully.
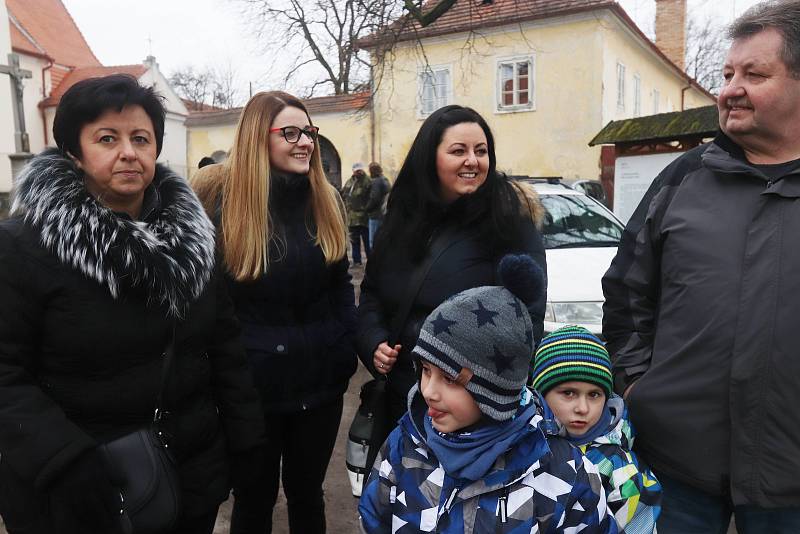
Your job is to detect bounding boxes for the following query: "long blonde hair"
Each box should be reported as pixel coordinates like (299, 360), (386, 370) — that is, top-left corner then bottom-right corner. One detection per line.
(194, 91), (347, 281)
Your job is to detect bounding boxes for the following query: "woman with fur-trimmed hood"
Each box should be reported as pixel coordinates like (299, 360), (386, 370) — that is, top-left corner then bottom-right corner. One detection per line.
(0, 75), (265, 533)
(357, 105), (548, 426)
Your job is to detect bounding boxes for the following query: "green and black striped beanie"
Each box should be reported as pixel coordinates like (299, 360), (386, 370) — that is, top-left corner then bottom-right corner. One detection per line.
(531, 325), (612, 396)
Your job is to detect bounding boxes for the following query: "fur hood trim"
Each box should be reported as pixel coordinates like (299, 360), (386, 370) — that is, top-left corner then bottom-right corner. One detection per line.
(510, 180), (546, 229)
(11, 148), (216, 317)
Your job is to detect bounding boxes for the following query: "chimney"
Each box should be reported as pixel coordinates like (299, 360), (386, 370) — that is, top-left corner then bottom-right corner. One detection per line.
(655, 0), (687, 71)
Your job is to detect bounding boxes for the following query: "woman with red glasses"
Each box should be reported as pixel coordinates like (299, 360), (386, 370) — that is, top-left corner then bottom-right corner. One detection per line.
(192, 91), (356, 534)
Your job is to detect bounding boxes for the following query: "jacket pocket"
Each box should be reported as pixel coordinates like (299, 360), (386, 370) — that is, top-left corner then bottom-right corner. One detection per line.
(240, 326), (294, 400)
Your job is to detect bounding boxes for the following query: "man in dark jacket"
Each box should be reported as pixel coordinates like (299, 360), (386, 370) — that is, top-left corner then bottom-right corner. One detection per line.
(365, 162), (391, 247)
(602, 2), (800, 531)
(342, 162), (372, 264)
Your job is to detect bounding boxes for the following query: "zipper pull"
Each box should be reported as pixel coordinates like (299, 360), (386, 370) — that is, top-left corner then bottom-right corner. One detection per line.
(498, 489), (508, 523)
(445, 487), (458, 511)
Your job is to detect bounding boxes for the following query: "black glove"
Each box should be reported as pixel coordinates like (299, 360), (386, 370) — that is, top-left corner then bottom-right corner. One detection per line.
(229, 445), (267, 490)
(48, 449), (122, 534)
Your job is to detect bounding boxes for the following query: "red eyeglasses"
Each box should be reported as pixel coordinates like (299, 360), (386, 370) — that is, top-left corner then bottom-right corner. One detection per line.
(269, 126), (320, 143)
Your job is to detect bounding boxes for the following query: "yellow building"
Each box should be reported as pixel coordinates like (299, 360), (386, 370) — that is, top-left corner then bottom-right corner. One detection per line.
(360, 0), (715, 180)
(185, 93), (371, 188)
(186, 0), (714, 185)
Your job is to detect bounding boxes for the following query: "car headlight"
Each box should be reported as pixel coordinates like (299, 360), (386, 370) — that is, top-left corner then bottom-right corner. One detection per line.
(548, 302), (604, 324)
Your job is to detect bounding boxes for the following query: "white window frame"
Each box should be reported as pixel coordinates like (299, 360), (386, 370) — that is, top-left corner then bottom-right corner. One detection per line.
(616, 62), (626, 110)
(633, 74), (641, 117)
(653, 89), (660, 114)
(495, 55), (535, 113)
(417, 64), (453, 117)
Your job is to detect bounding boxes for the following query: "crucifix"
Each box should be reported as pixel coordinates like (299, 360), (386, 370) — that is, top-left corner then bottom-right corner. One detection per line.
(0, 53), (32, 153)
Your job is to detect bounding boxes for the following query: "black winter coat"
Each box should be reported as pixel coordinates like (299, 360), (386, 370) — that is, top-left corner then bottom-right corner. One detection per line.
(213, 170), (358, 413)
(603, 133), (800, 507)
(357, 207), (546, 402)
(0, 150), (264, 525)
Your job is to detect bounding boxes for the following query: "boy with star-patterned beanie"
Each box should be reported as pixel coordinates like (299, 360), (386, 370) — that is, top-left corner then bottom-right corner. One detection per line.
(533, 326), (662, 533)
(359, 255), (616, 534)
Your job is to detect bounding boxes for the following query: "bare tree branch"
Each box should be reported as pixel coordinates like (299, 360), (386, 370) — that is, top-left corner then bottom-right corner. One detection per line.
(685, 15), (727, 95)
(234, 0), (462, 95)
(403, 0), (458, 27)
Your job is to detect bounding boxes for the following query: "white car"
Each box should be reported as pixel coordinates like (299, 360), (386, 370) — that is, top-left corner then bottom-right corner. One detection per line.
(529, 182), (624, 337)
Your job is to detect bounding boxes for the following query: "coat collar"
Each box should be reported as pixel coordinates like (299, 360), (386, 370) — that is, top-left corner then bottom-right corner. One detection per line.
(11, 148), (216, 317)
(704, 133), (800, 198)
(401, 388), (552, 501)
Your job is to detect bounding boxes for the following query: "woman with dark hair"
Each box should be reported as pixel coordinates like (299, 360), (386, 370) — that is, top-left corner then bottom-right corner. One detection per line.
(191, 91), (356, 534)
(358, 105), (547, 421)
(0, 74), (265, 533)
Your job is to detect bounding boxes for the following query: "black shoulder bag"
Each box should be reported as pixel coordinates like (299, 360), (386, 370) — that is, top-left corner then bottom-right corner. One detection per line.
(97, 325), (181, 534)
(346, 226), (465, 495)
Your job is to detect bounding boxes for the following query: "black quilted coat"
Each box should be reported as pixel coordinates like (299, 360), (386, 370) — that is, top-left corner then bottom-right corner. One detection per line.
(0, 149), (264, 527)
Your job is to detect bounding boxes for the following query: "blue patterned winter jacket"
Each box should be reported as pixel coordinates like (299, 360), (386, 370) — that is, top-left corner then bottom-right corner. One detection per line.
(359, 393), (617, 533)
(572, 397), (661, 534)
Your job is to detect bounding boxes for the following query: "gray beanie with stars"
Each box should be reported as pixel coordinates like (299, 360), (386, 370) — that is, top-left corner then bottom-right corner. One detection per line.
(411, 254), (545, 421)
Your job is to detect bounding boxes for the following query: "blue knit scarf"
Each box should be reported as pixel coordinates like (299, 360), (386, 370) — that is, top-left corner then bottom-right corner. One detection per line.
(561, 404), (613, 445)
(423, 401), (539, 481)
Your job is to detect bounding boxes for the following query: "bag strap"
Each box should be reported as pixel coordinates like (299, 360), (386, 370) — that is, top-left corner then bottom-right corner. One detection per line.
(153, 321), (177, 424)
(388, 225), (466, 345)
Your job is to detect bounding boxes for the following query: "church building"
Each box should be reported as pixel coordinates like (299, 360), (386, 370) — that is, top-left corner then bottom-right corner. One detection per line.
(0, 0), (189, 216)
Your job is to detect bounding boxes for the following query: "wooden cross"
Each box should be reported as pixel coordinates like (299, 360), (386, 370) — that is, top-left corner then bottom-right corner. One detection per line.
(0, 53), (33, 153)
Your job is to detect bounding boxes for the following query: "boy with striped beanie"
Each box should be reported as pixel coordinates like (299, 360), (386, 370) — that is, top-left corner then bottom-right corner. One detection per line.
(533, 325), (662, 533)
(359, 256), (616, 533)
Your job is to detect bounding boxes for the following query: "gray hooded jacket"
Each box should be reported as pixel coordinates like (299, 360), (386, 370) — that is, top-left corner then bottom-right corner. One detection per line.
(603, 132), (800, 507)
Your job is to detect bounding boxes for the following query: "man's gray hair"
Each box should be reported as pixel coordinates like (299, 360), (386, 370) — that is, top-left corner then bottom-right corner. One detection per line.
(728, 0), (800, 78)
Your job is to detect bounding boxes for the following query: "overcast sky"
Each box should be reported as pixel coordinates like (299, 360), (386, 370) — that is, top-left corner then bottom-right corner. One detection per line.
(61, 0), (762, 103)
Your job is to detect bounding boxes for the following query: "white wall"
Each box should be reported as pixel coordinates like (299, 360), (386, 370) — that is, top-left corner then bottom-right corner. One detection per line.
(161, 112), (188, 178)
(0, 0), (16, 196)
(138, 64), (188, 116)
(139, 63), (189, 177)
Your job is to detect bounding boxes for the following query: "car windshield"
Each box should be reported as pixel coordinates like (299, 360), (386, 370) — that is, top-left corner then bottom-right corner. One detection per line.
(540, 194), (623, 249)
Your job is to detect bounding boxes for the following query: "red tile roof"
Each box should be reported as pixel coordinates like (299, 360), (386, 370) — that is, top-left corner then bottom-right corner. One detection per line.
(7, 0), (101, 67)
(9, 17), (46, 58)
(360, 0), (712, 100)
(305, 92), (371, 114)
(185, 92), (372, 127)
(49, 65), (70, 90)
(360, 0), (618, 47)
(41, 65), (148, 107)
(182, 99), (225, 113)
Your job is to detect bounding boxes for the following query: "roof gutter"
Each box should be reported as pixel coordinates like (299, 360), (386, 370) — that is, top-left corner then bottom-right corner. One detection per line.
(680, 84), (691, 111)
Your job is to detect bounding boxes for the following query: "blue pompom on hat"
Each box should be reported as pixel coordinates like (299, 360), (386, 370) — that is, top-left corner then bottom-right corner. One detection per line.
(411, 254), (545, 421)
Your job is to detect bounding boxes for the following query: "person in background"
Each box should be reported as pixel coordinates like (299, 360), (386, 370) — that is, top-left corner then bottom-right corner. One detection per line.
(0, 74), (265, 534)
(192, 90), (356, 534)
(533, 325), (662, 533)
(359, 256), (614, 533)
(603, 1), (800, 531)
(357, 105), (547, 426)
(342, 162), (372, 265)
(364, 162), (390, 248)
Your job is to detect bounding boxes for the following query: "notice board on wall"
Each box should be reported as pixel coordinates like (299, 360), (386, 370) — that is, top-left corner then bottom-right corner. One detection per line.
(614, 152), (682, 224)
